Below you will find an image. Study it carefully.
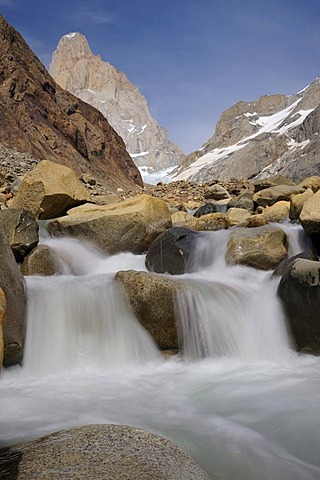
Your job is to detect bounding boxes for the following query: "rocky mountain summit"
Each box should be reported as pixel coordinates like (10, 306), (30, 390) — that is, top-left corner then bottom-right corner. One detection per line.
(173, 78), (320, 183)
(0, 15), (142, 192)
(49, 32), (185, 171)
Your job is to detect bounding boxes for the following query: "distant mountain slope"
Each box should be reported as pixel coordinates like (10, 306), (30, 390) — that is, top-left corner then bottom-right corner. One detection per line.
(172, 78), (320, 182)
(0, 15), (142, 191)
(50, 33), (185, 172)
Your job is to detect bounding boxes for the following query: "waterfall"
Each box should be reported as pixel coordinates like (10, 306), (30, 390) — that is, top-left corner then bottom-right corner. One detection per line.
(1, 224), (320, 480)
(24, 274), (160, 375)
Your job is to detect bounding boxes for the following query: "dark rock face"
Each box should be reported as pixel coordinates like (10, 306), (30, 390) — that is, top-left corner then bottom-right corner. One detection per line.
(277, 258), (320, 354)
(0, 424), (210, 480)
(145, 227), (200, 275)
(0, 15), (142, 191)
(0, 228), (26, 366)
(0, 209), (39, 261)
(193, 203), (219, 217)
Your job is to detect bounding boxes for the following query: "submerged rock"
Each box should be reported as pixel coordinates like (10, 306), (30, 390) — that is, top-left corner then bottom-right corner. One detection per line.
(145, 227), (200, 274)
(0, 424), (210, 479)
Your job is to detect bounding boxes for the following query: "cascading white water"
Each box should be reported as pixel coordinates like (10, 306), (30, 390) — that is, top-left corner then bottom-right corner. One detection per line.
(1, 224), (320, 480)
(24, 274), (160, 374)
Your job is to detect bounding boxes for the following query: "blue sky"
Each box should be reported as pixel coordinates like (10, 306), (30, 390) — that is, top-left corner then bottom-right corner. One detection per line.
(1, 0), (320, 153)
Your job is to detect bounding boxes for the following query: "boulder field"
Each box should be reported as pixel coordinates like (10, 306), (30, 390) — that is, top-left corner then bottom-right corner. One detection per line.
(1, 161), (320, 363)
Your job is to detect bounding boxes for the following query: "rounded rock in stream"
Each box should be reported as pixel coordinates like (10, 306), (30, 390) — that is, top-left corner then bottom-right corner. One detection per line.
(0, 424), (210, 480)
(145, 227), (200, 274)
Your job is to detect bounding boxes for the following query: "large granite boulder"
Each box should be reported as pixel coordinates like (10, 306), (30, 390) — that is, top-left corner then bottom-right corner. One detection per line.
(12, 160), (91, 219)
(299, 189), (320, 235)
(116, 270), (186, 350)
(0, 228), (26, 366)
(49, 194), (172, 254)
(227, 207), (250, 226)
(171, 212), (229, 232)
(0, 424), (210, 479)
(299, 189), (320, 254)
(277, 258), (320, 354)
(228, 191), (254, 212)
(146, 227), (200, 275)
(260, 201), (290, 223)
(21, 245), (61, 276)
(289, 188), (314, 220)
(0, 209), (39, 261)
(0, 288), (6, 369)
(226, 225), (288, 270)
(253, 185), (305, 207)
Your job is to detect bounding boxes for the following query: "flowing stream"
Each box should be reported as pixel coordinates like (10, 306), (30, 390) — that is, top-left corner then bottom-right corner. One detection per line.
(1, 224), (320, 479)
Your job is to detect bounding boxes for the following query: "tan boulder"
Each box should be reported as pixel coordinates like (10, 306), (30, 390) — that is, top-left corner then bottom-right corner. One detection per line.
(171, 211), (229, 231)
(0, 425), (209, 480)
(241, 215), (268, 228)
(115, 270), (186, 349)
(227, 207), (250, 226)
(299, 189), (320, 235)
(226, 225), (288, 270)
(21, 245), (62, 276)
(12, 160), (91, 219)
(253, 185), (305, 207)
(204, 184), (230, 200)
(260, 201), (290, 223)
(0, 288), (6, 369)
(49, 194), (172, 254)
(297, 176), (320, 193)
(289, 188), (314, 220)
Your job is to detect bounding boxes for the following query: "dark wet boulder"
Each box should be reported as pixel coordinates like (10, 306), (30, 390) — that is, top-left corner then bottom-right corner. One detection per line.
(0, 209), (39, 262)
(0, 227), (26, 366)
(193, 203), (219, 217)
(146, 227), (200, 274)
(277, 258), (320, 354)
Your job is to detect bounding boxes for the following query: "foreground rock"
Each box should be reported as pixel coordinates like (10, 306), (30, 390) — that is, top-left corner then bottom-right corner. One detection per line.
(49, 194), (172, 254)
(226, 225), (288, 270)
(0, 424), (210, 479)
(277, 258), (320, 354)
(12, 160), (91, 219)
(0, 208), (39, 261)
(116, 270), (186, 350)
(0, 228), (26, 366)
(146, 227), (200, 274)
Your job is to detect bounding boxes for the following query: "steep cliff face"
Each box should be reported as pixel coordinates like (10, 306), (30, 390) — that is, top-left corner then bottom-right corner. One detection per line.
(173, 78), (320, 183)
(49, 33), (185, 171)
(0, 16), (142, 191)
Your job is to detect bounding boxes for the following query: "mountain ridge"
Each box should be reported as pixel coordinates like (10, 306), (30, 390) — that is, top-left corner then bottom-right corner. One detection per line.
(0, 16), (142, 191)
(50, 32), (185, 172)
(172, 78), (320, 183)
